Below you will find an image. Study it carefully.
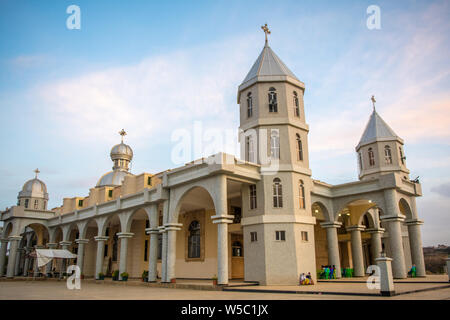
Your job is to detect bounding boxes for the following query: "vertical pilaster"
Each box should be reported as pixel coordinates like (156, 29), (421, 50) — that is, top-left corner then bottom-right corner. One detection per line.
(59, 241), (72, 276)
(321, 222), (343, 278)
(160, 227), (167, 282)
(117, 232), (134, 280)
(346, 225), (365, 277)
(94, 236), (108, 279)
(405, 219), (426, 277)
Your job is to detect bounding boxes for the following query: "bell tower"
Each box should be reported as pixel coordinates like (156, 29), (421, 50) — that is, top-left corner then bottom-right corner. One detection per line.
(356, 96), (410, 181)
(238, 25), (316, 285)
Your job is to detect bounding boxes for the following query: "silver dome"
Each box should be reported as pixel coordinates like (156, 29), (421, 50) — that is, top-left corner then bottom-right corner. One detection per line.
(18, 178), (49, 200)
(110, 143), (133, 161)
(96, 170), (134, 187)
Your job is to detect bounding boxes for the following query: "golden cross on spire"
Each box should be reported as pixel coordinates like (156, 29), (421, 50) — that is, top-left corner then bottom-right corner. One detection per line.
(119, 129), (127, 143)
(34, 168), (40, 179)
(261, 23), (271, 44)
(371, 95), (376, 111)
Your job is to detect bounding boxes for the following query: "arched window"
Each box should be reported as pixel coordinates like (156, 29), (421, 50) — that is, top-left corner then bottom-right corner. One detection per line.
(188, 220), (201, 258)
(358, 152), (363, 172)
(399, 146), (405, 165)
(293, 91), (300, 117)
(296, 134), (303, 161)
(368, 148), (375, 166)
(273, 178), (283, 208)
(268, 87), (277, 112)
(247, 92), (253, 118)
(270, 129), (280, 159)
(232, 241), (243, 257)
(384, 145), (392, 164)
(24, 199), (29, 208)
(34, 199), (39, 209)
(299, 180), (305, 209)
(246, 135), (255, 163)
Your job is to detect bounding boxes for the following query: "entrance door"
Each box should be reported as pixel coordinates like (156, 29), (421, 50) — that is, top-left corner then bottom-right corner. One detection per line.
(231, 238), (244, 279)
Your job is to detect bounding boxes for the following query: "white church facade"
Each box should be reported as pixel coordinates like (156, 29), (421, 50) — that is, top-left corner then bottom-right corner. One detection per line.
(0, 29), (426, 286)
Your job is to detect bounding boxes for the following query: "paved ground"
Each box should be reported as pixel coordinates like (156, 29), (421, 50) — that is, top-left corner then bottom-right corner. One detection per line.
(0, 280), (449, 300)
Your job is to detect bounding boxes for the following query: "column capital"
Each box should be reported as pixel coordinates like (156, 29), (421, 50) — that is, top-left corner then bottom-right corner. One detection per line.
(117, 232), (134, 239)
(46, 243), (58, 248)
(145, 228), (160, 235)
(0, 238), (9, 243)
(346, 225), (366, 232)
(404, 219), (424, 226)
(75, 238), (89, 245)
(94, 236), (109, 242)
(320, 221), (342, 229)
(211, 214), (234, 224)
(380, 214), (406, 223)
(158, 226), (166, 233)
(59, 241), (72, 247)
(366, 228), (385, 234)
(8, 235), (22, 242)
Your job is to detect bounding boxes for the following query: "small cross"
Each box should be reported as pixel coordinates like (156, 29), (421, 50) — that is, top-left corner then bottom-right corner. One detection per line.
(34, 168), (40, 179)
(371, 95), (376, 111)
(261, 23), (271, 44)
(119, 129), (127, 143)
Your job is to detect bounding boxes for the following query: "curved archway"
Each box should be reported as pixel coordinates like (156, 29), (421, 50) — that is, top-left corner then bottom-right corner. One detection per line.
(312, 202), (331, 271)
(399, 198), (413, 220)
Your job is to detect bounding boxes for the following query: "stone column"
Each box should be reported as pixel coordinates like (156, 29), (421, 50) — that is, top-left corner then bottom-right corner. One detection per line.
(160, 226), (167, 282)
(6, 236), (22, 278)
(117, 232), (134, 280)
(146, 228), (159, 282)
(381, 216), (407, 279)
(212, 216), (234, 285)
(366, 228), (385, 264)
(165, 224), (182, 283)
(45, 243), (58, 275)
(75, 239), (89, 275)
(22, 234), (32, 276)
(376, 252), (395, 296)
(321, 222), (343, 278)
(94, 236), (108, 279)
(446, 257), (450, 282)
(346, 225), (365, 277)
(382, 188), (407, 279)
(14, 247), (23, 276)
(0, 239), (8, 277)
(60, 241), (72, 276)
(405, 219), (426, 277)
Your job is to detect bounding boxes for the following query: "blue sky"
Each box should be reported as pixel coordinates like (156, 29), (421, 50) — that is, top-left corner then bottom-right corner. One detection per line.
(0, 0), (449, 246)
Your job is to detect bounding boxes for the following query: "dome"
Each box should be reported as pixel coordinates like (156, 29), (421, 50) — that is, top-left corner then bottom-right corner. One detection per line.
(18, 178), (48, 200)
(110, 143), (133, 161)
(96, 170), (134, 187)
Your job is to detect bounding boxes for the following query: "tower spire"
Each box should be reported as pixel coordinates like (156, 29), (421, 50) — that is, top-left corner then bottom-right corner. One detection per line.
(261, 23), (271, 46)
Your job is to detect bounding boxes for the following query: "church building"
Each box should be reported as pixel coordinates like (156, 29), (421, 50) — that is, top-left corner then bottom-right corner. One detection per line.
(0, 27), (426, 286)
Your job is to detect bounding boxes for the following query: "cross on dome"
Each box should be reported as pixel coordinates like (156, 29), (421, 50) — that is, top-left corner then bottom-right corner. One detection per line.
(261, 23), (271, 44)
(371, 95), (376, 111)
(119, 129), (127, 143)
(34, 168), (40, 179)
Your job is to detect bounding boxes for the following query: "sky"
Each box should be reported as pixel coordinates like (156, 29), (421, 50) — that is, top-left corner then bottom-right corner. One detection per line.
(0, 0), (449, 246)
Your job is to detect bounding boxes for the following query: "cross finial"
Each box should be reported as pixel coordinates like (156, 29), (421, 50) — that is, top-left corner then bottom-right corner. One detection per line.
(261, 23), (271, 45)
(371, 95), (376, 111)
(34, 168), (40, 179)
(119, 129), (127, 143)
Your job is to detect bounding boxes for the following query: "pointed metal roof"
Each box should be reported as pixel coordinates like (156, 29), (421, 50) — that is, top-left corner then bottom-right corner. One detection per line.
(356, 110), (403, 149)
(238, 43), (304, 98)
